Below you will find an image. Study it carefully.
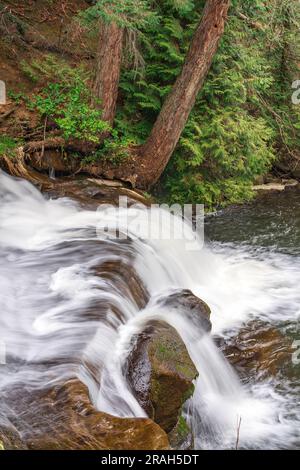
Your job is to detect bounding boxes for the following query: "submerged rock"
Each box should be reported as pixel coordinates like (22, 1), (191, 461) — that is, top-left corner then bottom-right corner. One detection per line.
(219, 320), (293, 378)
(126, 319), (198, 448)
(1, 379), (169, 450)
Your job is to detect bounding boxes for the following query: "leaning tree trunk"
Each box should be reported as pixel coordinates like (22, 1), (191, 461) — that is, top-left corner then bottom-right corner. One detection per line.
(134, 0), (230, 188)
(93, 21), (124, 126)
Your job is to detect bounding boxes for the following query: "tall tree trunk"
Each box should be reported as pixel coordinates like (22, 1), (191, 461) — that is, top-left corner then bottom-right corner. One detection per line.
(135, 0), (230, 188)
(93, 21), (124, 126)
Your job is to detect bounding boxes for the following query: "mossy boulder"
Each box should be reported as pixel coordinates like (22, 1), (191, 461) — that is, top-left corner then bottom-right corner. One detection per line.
(126, 320), (198, 447)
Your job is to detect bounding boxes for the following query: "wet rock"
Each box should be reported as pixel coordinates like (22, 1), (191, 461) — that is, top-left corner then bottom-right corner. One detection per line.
(126, 320), (198, 442)
(43, 177), (151, 209)
(158, 289), (212, 334)
(3, 379), (169, 450)
(94, 260), (149, 310)
(219, 321), (293, 378)
(0, 423), (27, 450)
(126, 290), (211, 449)
(168, 416), (193, 450)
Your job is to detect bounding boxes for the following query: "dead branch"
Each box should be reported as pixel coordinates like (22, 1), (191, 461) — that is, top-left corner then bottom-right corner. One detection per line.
(0, 107), (16, 124)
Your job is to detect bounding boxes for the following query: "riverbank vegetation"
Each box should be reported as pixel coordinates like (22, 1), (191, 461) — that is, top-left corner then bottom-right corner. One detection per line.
(0, 0), (299, 210)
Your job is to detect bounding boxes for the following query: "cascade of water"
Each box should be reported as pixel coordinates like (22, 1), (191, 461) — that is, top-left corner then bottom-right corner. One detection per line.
(0, 170), (299, 449)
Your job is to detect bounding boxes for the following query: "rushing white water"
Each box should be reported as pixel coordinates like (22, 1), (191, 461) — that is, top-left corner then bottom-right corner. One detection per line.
(0, 170), (299, 449)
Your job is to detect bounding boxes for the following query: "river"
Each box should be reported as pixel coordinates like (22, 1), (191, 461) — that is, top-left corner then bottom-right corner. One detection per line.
(0, 171), (299, 449)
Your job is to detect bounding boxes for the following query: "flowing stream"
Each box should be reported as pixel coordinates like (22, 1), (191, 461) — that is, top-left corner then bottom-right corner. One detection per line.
(0, 170), (299, 449)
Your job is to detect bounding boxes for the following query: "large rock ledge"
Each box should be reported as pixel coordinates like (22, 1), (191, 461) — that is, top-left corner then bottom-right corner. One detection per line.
(0, 379), (169, 450)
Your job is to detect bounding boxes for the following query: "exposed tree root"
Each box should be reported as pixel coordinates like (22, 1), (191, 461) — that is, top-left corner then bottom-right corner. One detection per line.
(23, 137), (96, 155)
(1, 136), (164, 190)
(24, 137), (65, 153)
(0, 148), (54, 188)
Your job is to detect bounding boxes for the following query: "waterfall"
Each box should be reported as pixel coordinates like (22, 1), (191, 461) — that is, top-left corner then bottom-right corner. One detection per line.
(0, 170), (299, 449)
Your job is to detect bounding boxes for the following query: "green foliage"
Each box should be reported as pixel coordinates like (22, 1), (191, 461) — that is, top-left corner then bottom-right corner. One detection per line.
(7, 90), (26, 105)
(164, 0), (195, 15)
(80, 0), (158, 31)
(113, 0), (300, 209)
(33, 82), (109, 143)
(26, 56), (110, 143)
(82, 132), (134, 165)
(256, 0), (300, 164)
(0, 135), (19, 157)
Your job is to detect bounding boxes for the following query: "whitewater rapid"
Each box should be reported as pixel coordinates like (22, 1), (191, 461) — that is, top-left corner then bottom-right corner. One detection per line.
(0, 170), (299, 449)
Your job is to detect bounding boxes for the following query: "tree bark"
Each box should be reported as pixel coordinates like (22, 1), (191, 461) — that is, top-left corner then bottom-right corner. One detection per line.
(93, 21), (124, 126)
(135, 0), (230, 188)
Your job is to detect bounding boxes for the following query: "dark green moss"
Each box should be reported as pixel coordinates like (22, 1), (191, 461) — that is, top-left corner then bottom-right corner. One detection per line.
(168, 415), (193, 450)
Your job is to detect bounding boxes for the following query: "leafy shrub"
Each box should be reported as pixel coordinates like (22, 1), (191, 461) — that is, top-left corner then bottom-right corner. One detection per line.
(26, 56), (110, 143)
